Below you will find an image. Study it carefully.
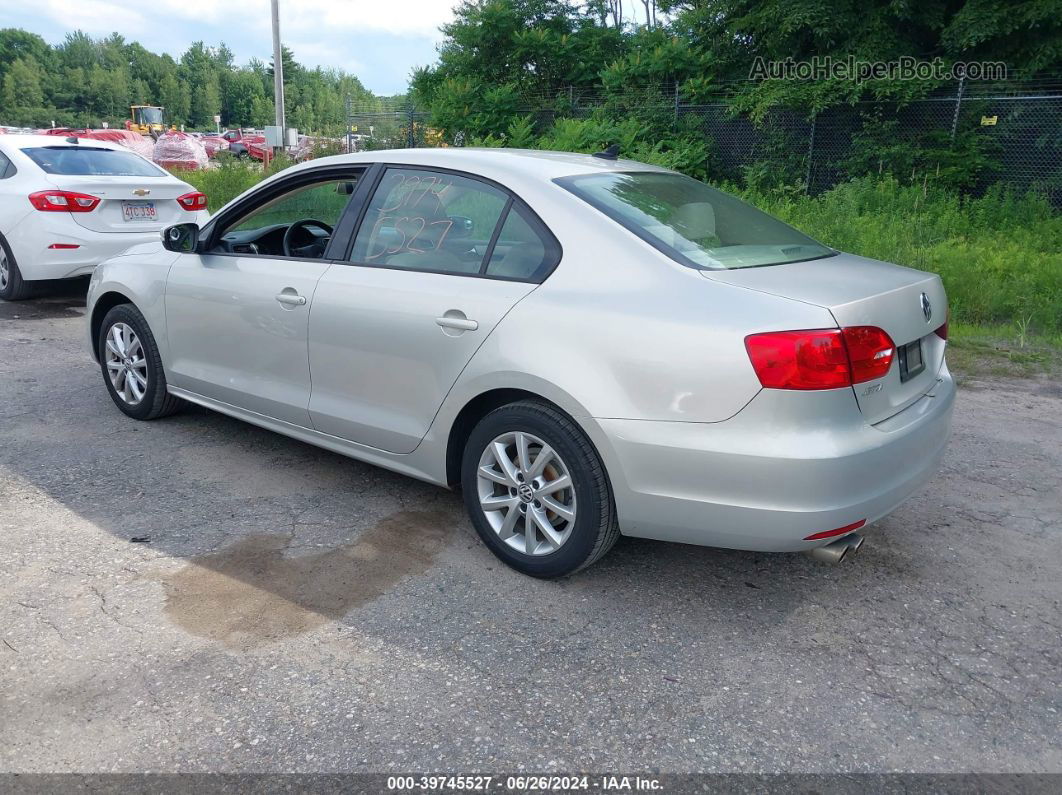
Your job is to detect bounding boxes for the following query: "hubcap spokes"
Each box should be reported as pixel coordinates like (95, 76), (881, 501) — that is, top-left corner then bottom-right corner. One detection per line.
(477, 431), (577, 556)
(104, 322), (148, 405)
(0, 251), (9, 290)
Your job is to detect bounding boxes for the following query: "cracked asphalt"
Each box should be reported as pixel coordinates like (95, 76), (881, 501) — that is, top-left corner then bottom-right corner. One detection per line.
(0, 289), (1060, 774)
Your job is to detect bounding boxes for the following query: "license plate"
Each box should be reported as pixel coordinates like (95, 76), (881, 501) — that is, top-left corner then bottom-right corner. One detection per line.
(898, 339), (925, 382)
(122, 201), (156, 222)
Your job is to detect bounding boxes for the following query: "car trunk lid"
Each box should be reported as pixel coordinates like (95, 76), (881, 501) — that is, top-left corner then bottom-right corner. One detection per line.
(702, 253), (948, 424)
(45, 175), (190, 234)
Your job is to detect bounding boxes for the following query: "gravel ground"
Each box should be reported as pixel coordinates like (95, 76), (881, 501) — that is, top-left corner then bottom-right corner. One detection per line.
(0, 290), (1059, 774)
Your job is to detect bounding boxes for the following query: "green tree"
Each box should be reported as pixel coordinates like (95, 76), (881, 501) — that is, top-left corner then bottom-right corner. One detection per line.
(158, 72), (186, 125)
(0, 29), (52, 86)
(224, 69), (264, 126)
(251, 95), (275, 127)
(191, 75), (222, 128)
(85, 62), (129, 121)
(2, 56), (45, 120)
(268, 45), (300, 88)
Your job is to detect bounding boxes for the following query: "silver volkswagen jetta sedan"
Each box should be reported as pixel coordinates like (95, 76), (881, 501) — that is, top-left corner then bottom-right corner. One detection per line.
(86, 148), (954, 577)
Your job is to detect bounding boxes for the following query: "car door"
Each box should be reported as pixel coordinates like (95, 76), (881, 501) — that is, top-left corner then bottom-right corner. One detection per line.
(307, 165), (561, 454)
(165, 167), (363, 427)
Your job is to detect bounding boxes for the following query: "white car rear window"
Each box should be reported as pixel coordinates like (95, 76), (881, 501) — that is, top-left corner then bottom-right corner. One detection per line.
(21, 146), (165, 178)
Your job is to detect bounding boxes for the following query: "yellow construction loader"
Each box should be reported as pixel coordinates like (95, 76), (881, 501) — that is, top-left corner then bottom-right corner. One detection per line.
(127, 105), (167, 138)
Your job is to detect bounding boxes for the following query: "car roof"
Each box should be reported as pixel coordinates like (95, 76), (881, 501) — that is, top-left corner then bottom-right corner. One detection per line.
(296, 147), (668, 184)
(1, 133), (126, 151)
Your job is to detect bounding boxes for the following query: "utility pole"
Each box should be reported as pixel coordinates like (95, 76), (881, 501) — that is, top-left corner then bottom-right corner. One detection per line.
(270, 0), (285, 148)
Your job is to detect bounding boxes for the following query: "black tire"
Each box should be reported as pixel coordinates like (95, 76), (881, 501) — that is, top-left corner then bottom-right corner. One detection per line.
(461, 400), (620, 578)
(0, 237), (33, 301)
(97, 303), (184, 420)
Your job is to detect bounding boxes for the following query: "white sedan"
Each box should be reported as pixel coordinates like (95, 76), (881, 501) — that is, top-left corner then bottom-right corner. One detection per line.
(0, 134), (209, 300)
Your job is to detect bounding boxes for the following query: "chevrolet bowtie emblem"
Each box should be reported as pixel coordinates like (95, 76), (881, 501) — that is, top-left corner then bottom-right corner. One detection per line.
(133, 189), (150, 196)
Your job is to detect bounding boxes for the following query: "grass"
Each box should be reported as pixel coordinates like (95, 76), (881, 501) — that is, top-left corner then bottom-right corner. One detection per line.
(174, 160), (1061, 374)
(947, 322), (1060, 381)
(173, 153), (295, 212)
(737, 177), (1062, 341)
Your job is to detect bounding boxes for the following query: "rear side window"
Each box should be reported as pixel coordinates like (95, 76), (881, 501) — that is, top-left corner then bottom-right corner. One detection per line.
(0, 151), (14, 179)
(348, 167), (561, 282)
(485, 206), (554, 281)
(349, 167), (509, 275)
(21, 146), (164, 177)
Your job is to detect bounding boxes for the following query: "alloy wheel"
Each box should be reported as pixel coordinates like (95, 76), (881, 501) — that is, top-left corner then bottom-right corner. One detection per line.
(0, 249), (9, 291)
(476, 431), (577, 555)
(104, 322), (149, 405)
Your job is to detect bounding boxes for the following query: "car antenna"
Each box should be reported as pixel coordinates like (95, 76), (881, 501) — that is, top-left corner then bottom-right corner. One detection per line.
(593, 144), (620, 160)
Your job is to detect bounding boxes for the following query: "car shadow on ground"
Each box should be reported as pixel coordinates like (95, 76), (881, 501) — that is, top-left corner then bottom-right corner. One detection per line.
(0, 277), (88, 320)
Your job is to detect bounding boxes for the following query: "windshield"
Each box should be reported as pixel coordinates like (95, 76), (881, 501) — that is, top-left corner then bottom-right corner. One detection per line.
(557, 171), (834, 269)
(22, 146), (165, 177)
(137, 107), (163, 124)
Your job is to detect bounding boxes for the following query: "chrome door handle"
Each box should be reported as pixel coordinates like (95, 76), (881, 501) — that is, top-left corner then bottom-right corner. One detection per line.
(435, 316), (478, 331)
(275, 293), (307, 306)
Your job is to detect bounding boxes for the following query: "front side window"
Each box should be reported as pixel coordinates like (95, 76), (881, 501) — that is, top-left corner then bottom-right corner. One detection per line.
(213, 174), (360, 258)
(557, 171), (834, 270)
(21, 146), (164, 177)
(350, 168), (509, 275)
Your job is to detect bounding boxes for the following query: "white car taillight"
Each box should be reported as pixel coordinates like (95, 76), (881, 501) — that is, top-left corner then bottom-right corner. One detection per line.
(28, 190), (100, 213)
(177, 191), (208, 211)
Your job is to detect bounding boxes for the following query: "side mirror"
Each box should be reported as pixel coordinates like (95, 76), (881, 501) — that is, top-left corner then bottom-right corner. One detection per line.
(162, 223), (200, 253)
(447, 215), (473, 239)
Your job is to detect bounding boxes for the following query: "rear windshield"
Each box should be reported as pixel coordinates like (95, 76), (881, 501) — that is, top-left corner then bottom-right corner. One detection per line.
(556, 171), (834, 269)
(21, 146), (164, 177)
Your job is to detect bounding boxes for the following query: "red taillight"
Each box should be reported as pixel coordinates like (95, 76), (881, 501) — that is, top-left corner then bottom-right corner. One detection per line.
(177, 191), (207, 211)
(28, 190), (100, 213)
(744, 329), (852, 390)
(934, 321), (948, 340)
(841, 326), (895, 384)
(745, 326), (895, 390)
(47, 243), (80, 249)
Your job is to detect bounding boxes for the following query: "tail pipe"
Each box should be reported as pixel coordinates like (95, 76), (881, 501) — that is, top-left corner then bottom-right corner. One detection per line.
(804, 532), (864, 564)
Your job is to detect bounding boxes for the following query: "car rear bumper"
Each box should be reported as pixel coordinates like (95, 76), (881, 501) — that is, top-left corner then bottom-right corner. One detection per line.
(595, 362), (955, 552)
(5, 213), (203, 281)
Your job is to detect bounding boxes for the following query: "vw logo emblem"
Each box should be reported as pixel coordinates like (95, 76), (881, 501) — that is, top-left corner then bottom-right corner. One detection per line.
(517, 484), (535, 503)
(920, 292), (932, 323)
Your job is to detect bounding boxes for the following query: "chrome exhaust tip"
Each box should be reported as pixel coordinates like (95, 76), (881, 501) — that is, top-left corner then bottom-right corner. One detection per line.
(805, 532), (865, 564)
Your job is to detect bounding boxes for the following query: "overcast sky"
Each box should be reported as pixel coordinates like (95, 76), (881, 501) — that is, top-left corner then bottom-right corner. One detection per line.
(6, 1), (655, 95)
(4, 0), (456, 95)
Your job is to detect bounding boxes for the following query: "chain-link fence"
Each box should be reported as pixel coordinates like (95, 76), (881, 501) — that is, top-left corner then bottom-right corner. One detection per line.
(344, 95), (433, 151)
(679, 91), (1062, 199)
(348, 84), (1062, 201)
